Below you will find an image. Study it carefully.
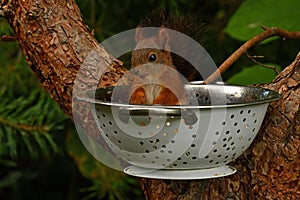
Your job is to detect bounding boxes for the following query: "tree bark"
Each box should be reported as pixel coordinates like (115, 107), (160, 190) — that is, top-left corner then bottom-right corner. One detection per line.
(1, 0), (299, 199)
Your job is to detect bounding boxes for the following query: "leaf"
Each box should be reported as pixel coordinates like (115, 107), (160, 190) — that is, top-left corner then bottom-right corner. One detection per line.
(20, 131), (38, 159)
(226, 64), (281, 85)
(225, 0), (300, 41)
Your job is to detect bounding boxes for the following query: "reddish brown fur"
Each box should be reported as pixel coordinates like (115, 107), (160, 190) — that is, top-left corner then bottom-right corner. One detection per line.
(129, 28), (185, 105)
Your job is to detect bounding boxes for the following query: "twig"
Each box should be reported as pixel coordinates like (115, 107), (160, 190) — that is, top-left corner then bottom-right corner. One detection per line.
(0, 35), (17, 42)
(245, 52), (280, 75)
(204, 26), (300, 84)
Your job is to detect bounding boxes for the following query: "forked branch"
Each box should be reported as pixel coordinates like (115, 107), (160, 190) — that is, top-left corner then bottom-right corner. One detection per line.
(204, 26), (300, 84)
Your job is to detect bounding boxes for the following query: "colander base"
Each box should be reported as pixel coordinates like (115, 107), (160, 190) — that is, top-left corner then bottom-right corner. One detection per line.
(124, 165), (236, 180)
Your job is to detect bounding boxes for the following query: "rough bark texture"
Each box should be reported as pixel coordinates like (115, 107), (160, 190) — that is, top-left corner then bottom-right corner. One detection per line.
(2, 0), (126, 118)
(2, 0), (299, 199)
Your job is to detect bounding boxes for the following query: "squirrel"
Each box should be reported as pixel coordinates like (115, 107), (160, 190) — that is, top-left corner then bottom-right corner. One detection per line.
(129, 11), (204, 105)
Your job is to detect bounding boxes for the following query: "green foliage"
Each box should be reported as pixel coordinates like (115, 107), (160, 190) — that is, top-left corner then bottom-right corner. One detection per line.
(227, 64), (281, 85)
(0, 90), (66, 160)
(0, 41), (67, 161)
(66, 126), (143, 200)
(225, 0), (300, 41)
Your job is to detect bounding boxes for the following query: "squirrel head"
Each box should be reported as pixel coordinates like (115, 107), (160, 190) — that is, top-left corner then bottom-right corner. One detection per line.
(131, 27), (174, 69)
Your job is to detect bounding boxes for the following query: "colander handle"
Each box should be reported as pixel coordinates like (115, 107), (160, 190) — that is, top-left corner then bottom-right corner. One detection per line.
(118, 107), (198, 125)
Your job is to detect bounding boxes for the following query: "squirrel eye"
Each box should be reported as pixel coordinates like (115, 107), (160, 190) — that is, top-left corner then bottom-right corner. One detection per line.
(148, 53), (157, 62)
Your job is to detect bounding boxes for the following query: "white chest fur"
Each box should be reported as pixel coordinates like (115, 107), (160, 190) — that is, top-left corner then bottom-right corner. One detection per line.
(142, 84), (163, 104)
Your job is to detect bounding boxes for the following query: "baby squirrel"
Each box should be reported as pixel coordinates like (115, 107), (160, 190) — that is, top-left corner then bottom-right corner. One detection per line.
(129, 11), (204, 105)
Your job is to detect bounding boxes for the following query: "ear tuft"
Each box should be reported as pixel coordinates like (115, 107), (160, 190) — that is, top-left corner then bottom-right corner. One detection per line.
(158, 28), (170, 51)
(135, 26), (143, 43)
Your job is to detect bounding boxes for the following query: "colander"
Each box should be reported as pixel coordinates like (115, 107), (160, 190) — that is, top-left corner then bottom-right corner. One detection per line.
(77, 83), (280, 179)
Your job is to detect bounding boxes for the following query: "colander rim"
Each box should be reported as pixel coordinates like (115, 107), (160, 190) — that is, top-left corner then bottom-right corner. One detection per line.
(75, 83), (280, 109)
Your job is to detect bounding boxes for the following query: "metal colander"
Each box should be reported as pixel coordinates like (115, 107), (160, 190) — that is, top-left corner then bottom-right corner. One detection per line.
(78, 84), (280, 179)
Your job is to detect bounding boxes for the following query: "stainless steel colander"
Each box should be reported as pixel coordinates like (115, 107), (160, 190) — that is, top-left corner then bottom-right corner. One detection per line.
(78, 84), (280, 179)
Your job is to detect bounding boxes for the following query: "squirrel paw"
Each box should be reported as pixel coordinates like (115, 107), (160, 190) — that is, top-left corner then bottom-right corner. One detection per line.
(152, 88), (179, 105)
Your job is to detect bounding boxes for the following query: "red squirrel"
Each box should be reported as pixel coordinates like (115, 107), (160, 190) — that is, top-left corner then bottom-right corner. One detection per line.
(129, 11), (203, 105)
(129, 27), (185, 105)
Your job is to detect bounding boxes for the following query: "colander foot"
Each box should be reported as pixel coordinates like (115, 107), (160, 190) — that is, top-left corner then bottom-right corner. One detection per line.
(124, 165), (236, 180)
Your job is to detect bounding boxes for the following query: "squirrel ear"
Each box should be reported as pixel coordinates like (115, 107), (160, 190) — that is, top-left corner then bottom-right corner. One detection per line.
(135, 26), (143, 43)
(158, 28), (170, 51)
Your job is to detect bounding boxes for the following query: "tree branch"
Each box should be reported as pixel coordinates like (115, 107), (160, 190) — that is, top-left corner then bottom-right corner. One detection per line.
(204, 27), (300, 84)
(245, 52), (280, 75)
(0, 35), (17, 42)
